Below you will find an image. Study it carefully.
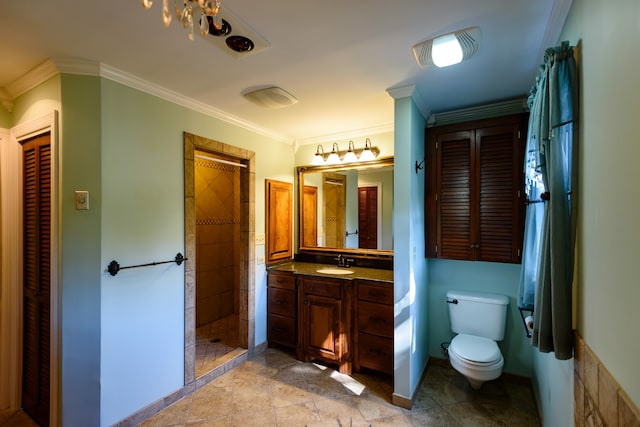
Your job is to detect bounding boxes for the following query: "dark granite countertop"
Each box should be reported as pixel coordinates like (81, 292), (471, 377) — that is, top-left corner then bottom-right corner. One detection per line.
(267, 261), (393, 284)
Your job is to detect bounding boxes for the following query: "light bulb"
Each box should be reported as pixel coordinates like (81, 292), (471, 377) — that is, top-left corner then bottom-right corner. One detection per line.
(326, 143), (340, 164)
(431, 33), (463, 67)
(343, 141), (358, 163)
(162, 0), (172, 26)
(311, 145), (325, 165)
(200, 15), (209, 35)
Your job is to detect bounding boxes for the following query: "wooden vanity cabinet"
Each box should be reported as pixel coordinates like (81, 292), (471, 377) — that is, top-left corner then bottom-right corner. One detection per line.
(267, 271), (297, 349)
(354, 280), (394, 374)
(298, 276), (352, 374)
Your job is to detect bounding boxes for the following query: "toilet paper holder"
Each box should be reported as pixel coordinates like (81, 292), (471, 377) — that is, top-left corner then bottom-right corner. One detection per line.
(518, 306), (534, 338)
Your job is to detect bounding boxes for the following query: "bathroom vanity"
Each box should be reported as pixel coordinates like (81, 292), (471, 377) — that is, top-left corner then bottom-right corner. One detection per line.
(267, 262), (393, 375)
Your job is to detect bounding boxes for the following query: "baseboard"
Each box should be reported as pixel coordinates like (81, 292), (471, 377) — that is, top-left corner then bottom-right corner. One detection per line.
(112, 348), (249, 427)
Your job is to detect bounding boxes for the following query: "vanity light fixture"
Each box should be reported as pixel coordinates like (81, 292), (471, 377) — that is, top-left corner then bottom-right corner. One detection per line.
(359, 138), (377, 161)
(309, 139), (380, 165)
(326, 143), (341, 165)
(412, 26), (481, 68)
(311, 145), (325, 165)
(342, 141), (359, 163)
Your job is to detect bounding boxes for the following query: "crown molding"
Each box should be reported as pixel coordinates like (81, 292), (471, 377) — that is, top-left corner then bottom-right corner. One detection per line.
(538, 0), (574, 62)
(294, 122), (394, 147)
(1, 57), (290, 143)
(97, 63), (289, 142)
(4, 59), (59, 100)
(386, 84), (431, 120)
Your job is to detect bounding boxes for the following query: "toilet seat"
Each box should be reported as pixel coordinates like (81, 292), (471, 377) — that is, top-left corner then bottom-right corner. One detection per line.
(449, 334), (502, 365)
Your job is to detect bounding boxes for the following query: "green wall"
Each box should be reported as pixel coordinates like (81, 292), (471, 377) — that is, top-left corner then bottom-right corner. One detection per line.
(392, 94), (428, 402)
(532, 0), (640, 424)
(59, 74), (103, 426)
(97, 78), (293, 425)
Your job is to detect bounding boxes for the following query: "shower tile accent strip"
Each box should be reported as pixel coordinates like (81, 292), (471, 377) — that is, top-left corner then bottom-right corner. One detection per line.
(574, 332), (640, 426)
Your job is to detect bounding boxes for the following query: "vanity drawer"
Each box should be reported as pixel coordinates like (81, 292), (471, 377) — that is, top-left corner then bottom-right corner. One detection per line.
(357, 333), (393, 374)
(302, 277), (342, 299)
(268, 272), (296, 291)
(358, 300), (394, 338)
(358, 282), (393, 305)
(268, 287), (296, 317)
(268, 314), (296, 347)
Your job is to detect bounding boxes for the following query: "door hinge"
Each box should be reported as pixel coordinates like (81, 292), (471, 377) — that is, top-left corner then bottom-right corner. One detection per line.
(435, 244), (438, 254)
(435, 141), (439, 149)
(435, 193), (438, 201)
(518, 130), (521, 139)
(518, 249), (522, 257)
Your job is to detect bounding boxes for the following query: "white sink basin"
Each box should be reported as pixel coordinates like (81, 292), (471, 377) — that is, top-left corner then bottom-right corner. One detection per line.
(316, 268), (354, 275)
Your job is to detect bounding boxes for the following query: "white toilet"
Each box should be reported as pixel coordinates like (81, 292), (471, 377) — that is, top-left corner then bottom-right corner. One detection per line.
(446, 289), (509, 389)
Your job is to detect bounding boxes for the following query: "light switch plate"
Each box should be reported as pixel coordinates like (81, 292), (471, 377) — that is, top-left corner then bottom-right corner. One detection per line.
(257, 256), (265, 265)
(255, 233), (265, 245)
(75, 191), (89, 210)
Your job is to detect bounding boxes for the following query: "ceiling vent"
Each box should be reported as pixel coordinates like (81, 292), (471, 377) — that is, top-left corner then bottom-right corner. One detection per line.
(242, 86), (298, 109)
(413, 26), (481, 68)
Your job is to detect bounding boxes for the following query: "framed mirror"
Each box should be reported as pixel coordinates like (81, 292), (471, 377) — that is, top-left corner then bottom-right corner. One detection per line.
(297, 157), (394, 255)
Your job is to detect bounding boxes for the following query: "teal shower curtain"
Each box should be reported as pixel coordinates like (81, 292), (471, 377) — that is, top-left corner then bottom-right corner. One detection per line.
(518, 41), (578, 360)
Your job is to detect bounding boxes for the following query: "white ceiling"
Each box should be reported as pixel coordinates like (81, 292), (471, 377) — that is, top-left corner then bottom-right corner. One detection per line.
(0, 0), (571, 144)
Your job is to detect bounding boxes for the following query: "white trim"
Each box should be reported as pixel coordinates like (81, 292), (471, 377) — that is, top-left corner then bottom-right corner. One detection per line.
(1, 112), (59, 426)
(3, 58), (291, 144)
(538, 0), (574, 63)
(3, 61), (60, 99)
(97, 62), (290, 143)
(294, 123), (394, 147)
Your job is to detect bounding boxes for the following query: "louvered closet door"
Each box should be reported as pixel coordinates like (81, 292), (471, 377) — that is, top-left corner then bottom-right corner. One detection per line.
(476, 124), (521, 263)
(437, 130), (475, 260)
(22, 133), (51, 427)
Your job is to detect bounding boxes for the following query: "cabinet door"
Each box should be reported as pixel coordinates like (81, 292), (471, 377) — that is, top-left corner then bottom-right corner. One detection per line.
(476, 124), (523, 263)
(426, 114), (525, 263)
(266, 179), (292, 264)
(433, 129), (475, 260)
(301, 294), (342, 361)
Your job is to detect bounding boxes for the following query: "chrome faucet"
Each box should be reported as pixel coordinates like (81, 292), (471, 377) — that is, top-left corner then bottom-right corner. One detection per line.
(336, 254), (352, 268)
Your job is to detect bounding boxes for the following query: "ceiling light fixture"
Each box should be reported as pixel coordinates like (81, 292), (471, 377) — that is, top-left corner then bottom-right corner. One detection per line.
(141, 0), (223, 41)
(243, 86), (298, 109)
(412, 26), (481, 68)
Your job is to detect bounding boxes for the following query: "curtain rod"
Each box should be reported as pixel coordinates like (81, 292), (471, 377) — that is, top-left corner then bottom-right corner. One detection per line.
(195, 153), (247, 168)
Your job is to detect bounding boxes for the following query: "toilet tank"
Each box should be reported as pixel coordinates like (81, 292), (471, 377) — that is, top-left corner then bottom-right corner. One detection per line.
(447, 290), (509, 341)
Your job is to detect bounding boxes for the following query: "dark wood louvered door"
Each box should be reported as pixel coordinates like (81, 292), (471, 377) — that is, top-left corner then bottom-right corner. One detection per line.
(476, 124), (522, 263)
(22, 133), (51, 427)
(358, 186), (378, 249)
(426, 114), (526, 263)
(435, 130), (475, 260)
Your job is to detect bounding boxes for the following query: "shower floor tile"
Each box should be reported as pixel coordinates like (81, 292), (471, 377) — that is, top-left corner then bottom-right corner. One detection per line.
(195, 313), (240, 378)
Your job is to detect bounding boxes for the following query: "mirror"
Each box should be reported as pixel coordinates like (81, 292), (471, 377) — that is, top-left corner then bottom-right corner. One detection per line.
(297, 157), (394, 254)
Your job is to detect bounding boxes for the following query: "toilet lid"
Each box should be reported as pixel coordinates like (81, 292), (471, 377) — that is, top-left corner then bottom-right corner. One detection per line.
(450, 334), (501, 363)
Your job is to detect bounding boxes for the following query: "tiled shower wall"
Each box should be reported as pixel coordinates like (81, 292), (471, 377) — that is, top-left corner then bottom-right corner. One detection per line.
(195, 155), (240, 327)
(574, 332), (640, 426)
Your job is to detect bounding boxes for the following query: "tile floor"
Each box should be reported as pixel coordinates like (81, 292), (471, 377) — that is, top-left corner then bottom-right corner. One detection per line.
(140, 348), (541, 427)
(1, 348), (540, 427)
(196, 314), (241, 378)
